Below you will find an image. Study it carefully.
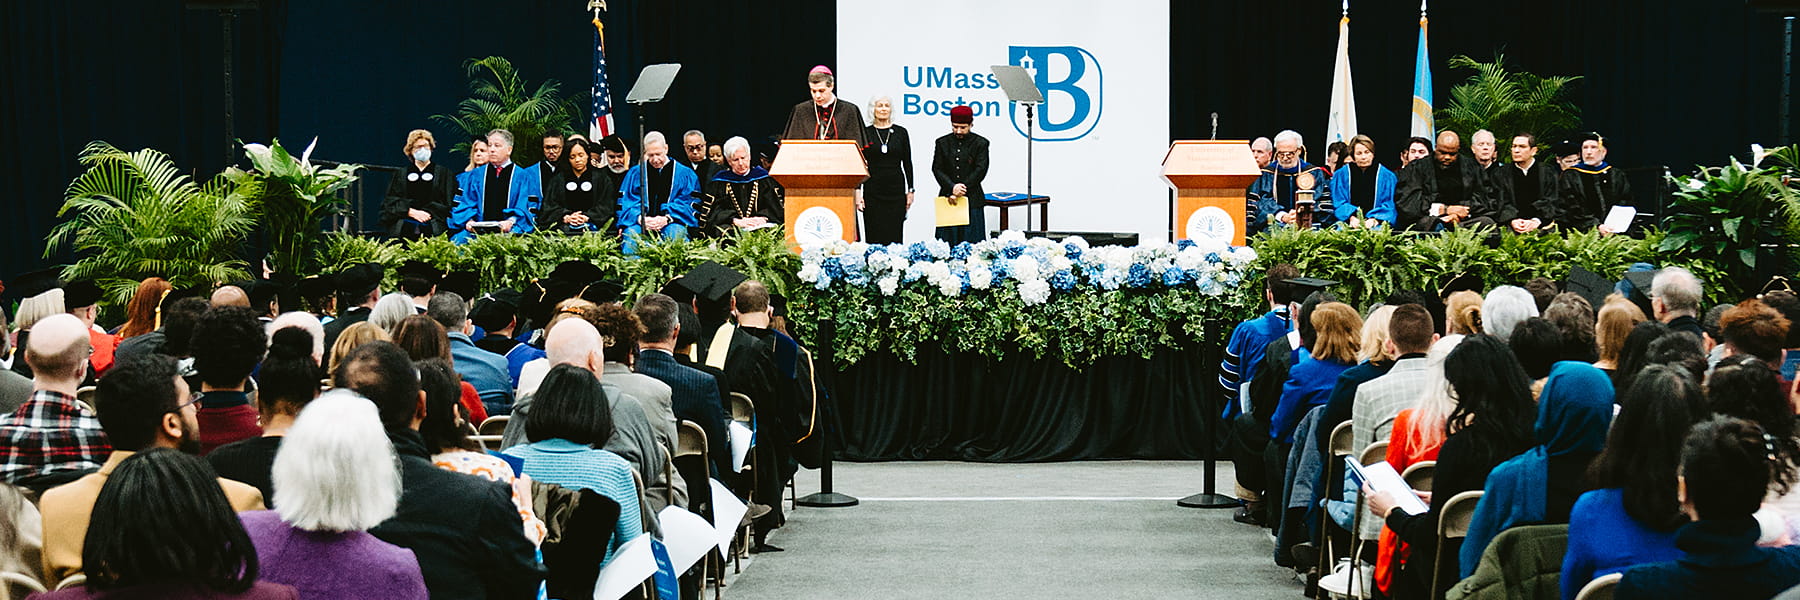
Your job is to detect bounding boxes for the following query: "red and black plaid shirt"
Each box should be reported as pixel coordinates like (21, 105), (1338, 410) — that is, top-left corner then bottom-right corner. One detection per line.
(0, 390), (110, 483)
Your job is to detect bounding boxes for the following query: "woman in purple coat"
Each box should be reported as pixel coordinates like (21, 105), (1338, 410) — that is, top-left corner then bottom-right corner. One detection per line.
(236, 390), (428, 599)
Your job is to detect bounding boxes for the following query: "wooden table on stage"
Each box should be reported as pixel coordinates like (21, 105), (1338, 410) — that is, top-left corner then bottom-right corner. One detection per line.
(984, 193), (1051, 230)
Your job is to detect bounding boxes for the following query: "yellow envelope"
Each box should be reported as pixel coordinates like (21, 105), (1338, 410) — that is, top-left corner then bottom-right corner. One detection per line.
(935, 195), (970, 227)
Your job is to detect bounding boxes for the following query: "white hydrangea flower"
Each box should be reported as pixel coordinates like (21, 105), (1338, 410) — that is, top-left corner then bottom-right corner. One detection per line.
(1011, 257), (1041, 282)
(1018, 280), (1052, 305)
(797, 264), (821, 284)
(878, 277), (900, 297)
(1062, 235), (1090, 249)
(997, 230), (1027, 243)
(969, 267), (994, 290)
(1192, 235), (1228, 256)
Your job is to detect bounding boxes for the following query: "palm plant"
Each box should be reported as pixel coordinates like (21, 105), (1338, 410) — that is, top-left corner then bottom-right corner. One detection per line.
(46, 141), (260, 306)
(1435, 53), (1582, 141)
(434, 56), (578, 166)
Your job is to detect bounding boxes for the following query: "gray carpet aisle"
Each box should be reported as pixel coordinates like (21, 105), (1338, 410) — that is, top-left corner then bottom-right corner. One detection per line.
(721, 461), (1302, 599)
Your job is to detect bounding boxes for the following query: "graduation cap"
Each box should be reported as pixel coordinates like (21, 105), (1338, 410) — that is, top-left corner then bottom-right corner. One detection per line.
(1620, 267), (1660, 317)
(334, 263), (385, 297)
(5, 268), (62, 301)
(63, 280), (104, 309)
(1552, 137), (1582, 158)
(659, 277), (697, 305)
(598, 134), (628, 155)
(677, 261), (748, 304)
(469, 288), (524, 331)
(1577, 131), (1606, 148)
(1436, 273), (1484, 299)
(1563, 266), (1615, 312)
(438, 270), (480, 301)
(242, 279), (286, 311)
(578, 279), (625, 305)
(297, 274), (336, 300)
(1282, 277), (1337, 301)
(547, 260), (607, 285)
(396, 260), (445, 285)
(768, 292), (789, 319)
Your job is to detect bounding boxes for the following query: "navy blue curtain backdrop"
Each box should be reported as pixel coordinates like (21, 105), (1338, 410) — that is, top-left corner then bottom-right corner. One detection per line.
(3, 0), (1793, 280)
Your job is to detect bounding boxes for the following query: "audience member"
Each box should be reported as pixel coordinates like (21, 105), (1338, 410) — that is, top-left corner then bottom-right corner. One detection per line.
(337, 341), (543, 597)
(0, 314), (105, 487)
(1702, 303), (1735, 367)
(502, 364), (641, 565)
(1481, 285), (1539, 342)
(40, 354), (264, 584)
(115, 296), (208, 366)
(35, 449), (296, 599)
(1221, 265), (1301, 422)
(189, 306), (267, 454)
(469, 289), (544, 387)
(210, 285), (251, 308)
(1351, 304), (1438, 452)
(1373, 334), (1536, 599)
(1233, 291), (1329, 526)
(1705, 355), (1800, 527)
(584, 304), (680, 472)
(1563, 365), (1707, 599)
(1523, 277), (1560, 313)
(266, 312), (325, 364)
(1444, 290), (1483, 336)
(242, 390), (428, 599)
(1615, 321), (1676, 392)
(1542, 293), (1598, 363)
(116, 277), (171, 339)
(418, 358), (545, 546)
(1651, 267), (1705, 338)
(320, 263), (384, 351)
(1718, 298), (1791, 364)
(371, 293), (418, 333)
(1314, 304), (1399, 465)
(1616, 417), (1800, 599)
(1596, 295), (1650, 373)
(62, 281), (119, 376)
(1460, 361), (1614, 576)
(429, 292), (514, 416)
(1643, 332), (1708, 382)
(10, 286), (65, 379)
(635, 293), (733, 481)
(393, 314), (488, 424)
(1367, 333), (1463, 594)
(327, 321), (389, 374)
(718, 280), (807, 550)
(208, 327), (321, 502)
(1509, 317), (1565, 383)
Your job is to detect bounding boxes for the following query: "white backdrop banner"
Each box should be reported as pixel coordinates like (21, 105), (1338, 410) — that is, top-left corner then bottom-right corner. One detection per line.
(835, 0), (1171, 243)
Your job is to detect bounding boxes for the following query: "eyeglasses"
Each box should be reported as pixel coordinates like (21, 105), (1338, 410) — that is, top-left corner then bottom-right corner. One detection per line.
(684, 144), (705, 151)
(543, 144), (563, 150)
(1274, 150), (1299, 159)
(172, 391), (203, 413)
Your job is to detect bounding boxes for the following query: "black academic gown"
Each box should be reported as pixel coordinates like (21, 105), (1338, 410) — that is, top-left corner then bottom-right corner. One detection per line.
(862, 124), (915, 244)
(538, 166), (619, 234)
(382, 162), (455, 239)
(932, 131), (990, 244)
(1397, 156), (1499, 231)
(782, 100), (868, 148)
(320, 306), (371, 353)
(1559, 162), (1633, 230)
(719, 325), (792, 539)
(1493, 158), (1562, 226)
(700, 167), (784, 238)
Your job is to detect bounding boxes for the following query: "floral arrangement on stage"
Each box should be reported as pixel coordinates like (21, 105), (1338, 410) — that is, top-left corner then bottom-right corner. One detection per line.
(791, 231), (1263, 367)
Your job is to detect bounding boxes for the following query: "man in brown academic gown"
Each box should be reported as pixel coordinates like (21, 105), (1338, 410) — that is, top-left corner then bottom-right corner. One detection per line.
(781, 65), (867, 148)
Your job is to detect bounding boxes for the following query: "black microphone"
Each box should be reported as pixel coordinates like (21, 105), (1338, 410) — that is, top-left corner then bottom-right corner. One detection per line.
(1211, 113), (1220, 140)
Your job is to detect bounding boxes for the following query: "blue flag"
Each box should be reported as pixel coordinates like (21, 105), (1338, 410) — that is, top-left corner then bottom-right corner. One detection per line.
(1410, 4), (1433, 139)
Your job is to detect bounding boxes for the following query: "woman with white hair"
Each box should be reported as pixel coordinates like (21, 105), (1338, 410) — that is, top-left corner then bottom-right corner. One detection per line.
(1482, 285), (1541, 342)
(700, 136), (784, 237)
(369, 293), (417, 334)
(239, 390), (427, 599)
(859, 95), (914, 243)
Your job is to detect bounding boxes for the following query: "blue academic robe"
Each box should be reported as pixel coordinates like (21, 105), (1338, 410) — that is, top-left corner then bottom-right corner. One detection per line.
(449, 161), (543, 244)
(616, 161), (701, 234)
(1329, 164), (1398, 223)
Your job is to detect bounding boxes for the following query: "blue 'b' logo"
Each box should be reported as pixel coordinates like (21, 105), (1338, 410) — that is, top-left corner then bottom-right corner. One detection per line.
(1008, 46), (1102, 142)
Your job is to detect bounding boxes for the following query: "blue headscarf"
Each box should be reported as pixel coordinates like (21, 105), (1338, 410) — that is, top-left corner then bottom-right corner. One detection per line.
(1535, 361), (1615, 456)
(1461, 361), (1615, 576)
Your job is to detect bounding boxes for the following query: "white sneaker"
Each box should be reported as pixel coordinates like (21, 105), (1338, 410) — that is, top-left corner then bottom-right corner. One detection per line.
(1316, 558), (1372, 599)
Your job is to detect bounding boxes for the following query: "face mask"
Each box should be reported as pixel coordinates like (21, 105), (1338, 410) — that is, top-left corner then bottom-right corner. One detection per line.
(413, 148), (431, 163)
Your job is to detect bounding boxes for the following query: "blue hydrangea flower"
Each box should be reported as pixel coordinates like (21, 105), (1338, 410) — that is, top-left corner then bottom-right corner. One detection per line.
(908, 242), (933, 262)
(1126, 263), (1155, 288)
(1063, 242), (1085, 262)
(1177, 239), (1196, 250)
(1001, 241), (1026, 260)
(1162, 268), (1190, 286)
(1049, 270), (1079, 291)
(926, 239), (952, 260)
(950, 242), (973, 262)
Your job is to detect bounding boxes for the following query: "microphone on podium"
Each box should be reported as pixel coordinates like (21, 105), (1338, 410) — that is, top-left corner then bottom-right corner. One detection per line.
(1210, 113), (1219, 140)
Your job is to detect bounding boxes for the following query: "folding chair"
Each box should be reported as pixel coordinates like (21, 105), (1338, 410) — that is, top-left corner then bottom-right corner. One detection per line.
(1432, 490), (1484, 596)
(728, 393), (757, 570)
(1575, 572), (1621, 600)
(1401, 460), (1436, 493)
(478, 415), (510, 436)
(74, 386), (97, 415)
(1315, 421), (1357, 587)
(54, 574), (85, 591)
(675, 421), (722, 600)
(1, 571), (46, 598)
(1344, 440), (1390, 599)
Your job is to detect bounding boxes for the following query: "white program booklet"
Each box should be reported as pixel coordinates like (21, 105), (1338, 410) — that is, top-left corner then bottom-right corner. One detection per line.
(1603, 206), (1637, 232)
(1345, 457), (1429, 516)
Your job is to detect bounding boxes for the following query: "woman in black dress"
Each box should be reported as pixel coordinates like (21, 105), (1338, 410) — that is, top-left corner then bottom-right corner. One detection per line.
(537, 139), (617, 234)
(859, 96), (913, 244)
(381, 129), (455, 239)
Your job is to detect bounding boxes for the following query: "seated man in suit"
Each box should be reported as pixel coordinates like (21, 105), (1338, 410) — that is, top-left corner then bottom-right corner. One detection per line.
(449, 128), (542, 244)
(634, 293), (732, 480)
(39, 354), (264, 583)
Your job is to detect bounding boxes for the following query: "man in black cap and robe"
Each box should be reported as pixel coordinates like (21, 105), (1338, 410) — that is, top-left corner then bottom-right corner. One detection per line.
(1560, 132), (1634, 232)
(321, 263), (384, 351)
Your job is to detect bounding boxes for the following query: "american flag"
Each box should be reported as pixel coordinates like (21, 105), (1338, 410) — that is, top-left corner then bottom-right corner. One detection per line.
(589, 10), (615, 140)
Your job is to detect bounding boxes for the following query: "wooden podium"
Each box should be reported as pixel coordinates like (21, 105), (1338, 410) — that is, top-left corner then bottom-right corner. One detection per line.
(1161, 141), (1262, 247)
(771, 140), (867, 248)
